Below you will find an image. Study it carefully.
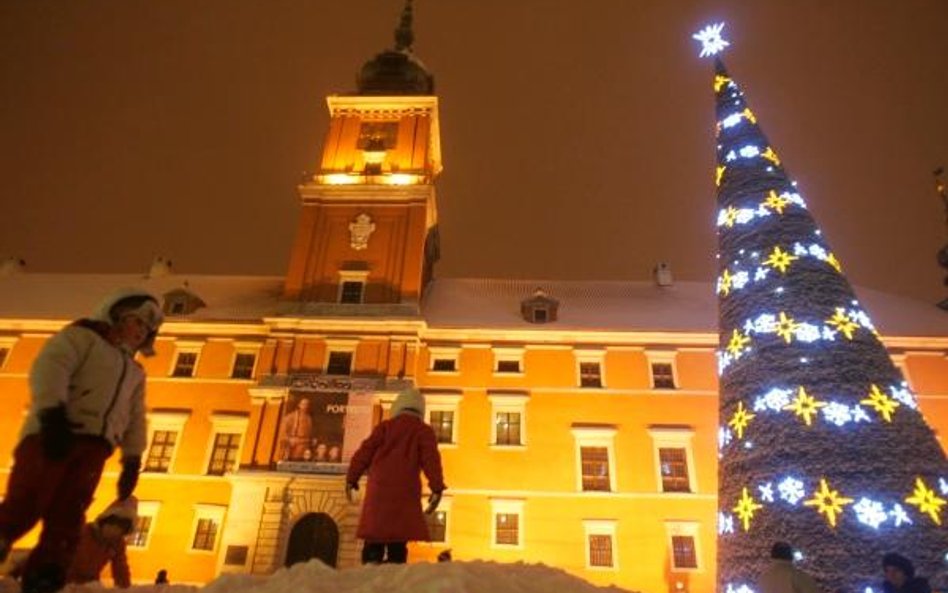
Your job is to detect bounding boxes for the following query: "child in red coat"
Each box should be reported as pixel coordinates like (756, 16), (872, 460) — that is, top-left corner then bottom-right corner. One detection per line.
(66, 498), (137, 588)
(346, 388), (446, 564)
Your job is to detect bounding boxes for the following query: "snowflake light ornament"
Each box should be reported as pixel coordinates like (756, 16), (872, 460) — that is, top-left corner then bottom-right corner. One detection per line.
(778, 476), (806, 505)
(693, 22), (730, 57)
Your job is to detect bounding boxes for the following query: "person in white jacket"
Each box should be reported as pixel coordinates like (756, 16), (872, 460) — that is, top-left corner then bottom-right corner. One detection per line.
(757, 541), (822, 593)
(0, 289), (163, 593)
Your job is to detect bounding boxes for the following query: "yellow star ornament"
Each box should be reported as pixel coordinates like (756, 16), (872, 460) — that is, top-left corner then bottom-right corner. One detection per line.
(803, 478), (853, 527)
(728, 401), (755, 439)
(824, 253), (843, 273)
(763, 246), (798, 274)
(714, 74), (731, 93)
(775, 311), (801, 344)
(762, 190), (791, 214)
(783, 386), (826, 426)
(826, 308), (859, 340)
(860, 384), (900, 422)
(726, 329), (751, 358)
(761, 146), (781, 166)
(716, 165), (726, 187)
(905, 477), (946, 525)
(741, 108), (757, 124)
(718, 269), (734, 296)
(733, 487), (763, 531)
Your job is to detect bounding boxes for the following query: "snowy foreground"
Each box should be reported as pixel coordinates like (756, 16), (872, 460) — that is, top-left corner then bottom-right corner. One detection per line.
(1, 559), (635, 593)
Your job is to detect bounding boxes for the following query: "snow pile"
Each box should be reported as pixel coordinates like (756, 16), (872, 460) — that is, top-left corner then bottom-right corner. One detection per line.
(1, 559), (635, 593)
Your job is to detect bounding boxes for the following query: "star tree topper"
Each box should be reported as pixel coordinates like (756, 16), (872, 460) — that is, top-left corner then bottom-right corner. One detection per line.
(693, 22), (730, 57)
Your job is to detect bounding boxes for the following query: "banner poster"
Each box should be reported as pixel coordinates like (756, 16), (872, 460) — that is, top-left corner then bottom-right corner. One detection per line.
(276, 377), (376, 475)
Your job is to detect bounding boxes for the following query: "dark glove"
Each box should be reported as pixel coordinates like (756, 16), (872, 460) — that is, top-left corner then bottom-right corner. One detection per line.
(345, 482), (359, 503)
(117, 456), (141, 500)
(424, 491), (442, 515)
(38, 405), (78, 461)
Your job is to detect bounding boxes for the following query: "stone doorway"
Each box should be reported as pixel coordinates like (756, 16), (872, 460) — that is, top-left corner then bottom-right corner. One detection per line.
(284, 512), (339, 568)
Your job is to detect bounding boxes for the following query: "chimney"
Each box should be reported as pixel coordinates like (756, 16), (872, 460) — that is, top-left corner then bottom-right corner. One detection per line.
(653, 262), (673, 287)
(0, 257), (26, 277)
(147, 256), (173, 279)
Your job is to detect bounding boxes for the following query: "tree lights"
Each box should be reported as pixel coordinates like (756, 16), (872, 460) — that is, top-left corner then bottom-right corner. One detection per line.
(696, 22), (948, 593)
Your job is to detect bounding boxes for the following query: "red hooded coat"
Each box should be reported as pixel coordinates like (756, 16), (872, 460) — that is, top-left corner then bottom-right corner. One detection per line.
(346, 396), (445, 542)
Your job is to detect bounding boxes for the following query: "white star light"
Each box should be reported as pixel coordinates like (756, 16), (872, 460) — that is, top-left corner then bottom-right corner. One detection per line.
(778, 476), (806, 505)
(693, 22), (730, 57)
(718, 511), (735, 534)
(853, 497), (888, 529)
(890, 504), (912, 527)
(939, 477), (948, 495)
(822, 402), (853, 427)
(758, 482), (775, 502)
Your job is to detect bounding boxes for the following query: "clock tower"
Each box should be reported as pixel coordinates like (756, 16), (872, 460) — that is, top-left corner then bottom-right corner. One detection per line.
(284, 0), (442, 306)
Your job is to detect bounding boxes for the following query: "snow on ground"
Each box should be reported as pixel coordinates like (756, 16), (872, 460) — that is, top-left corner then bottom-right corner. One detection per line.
(0, 559), (635, 593)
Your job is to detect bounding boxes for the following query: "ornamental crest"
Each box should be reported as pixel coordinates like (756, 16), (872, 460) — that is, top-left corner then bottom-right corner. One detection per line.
(348, 213), (376, 251)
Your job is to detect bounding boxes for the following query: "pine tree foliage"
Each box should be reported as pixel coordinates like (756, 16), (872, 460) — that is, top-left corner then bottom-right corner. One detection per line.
(711, 57), (948, 593)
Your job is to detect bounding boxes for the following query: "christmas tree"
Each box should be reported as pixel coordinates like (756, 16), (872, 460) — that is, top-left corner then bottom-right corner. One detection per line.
(693, 23), (948, 593)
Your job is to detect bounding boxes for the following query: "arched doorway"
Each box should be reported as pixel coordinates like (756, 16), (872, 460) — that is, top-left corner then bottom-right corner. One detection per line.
(284, 512), (339, 568)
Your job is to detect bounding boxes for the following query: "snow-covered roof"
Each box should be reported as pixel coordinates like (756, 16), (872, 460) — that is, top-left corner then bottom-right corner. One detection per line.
(423, 278), (948, 338)
(0, 273), (945, 338)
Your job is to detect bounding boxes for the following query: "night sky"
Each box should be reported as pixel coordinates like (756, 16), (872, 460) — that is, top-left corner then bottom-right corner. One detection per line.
(2, 1), (947, 303)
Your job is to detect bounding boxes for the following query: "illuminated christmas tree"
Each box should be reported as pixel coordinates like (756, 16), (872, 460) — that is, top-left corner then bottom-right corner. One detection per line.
(693, 24), (948, 593)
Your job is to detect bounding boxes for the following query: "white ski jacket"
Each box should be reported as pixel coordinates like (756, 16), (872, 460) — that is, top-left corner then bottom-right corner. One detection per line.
(19, 323), (147, 459)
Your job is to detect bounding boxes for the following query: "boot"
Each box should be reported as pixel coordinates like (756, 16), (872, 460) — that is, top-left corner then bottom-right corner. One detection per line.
(20, 563), (64, 593)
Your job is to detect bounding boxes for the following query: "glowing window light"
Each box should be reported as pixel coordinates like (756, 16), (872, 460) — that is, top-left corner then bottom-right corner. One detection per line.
(322, 173), (359, 185)
(693, 22), (730, 57)
(853, 497), (888, 528)
(385, 173), (417, 185)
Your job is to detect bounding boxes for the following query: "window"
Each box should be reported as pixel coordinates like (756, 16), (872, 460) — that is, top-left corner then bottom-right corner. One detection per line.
(144, 430), (177, 473)
(428, 347), (460, 374)
(646, 350), (679, 389)
(665, 521), (702, 571)
(143, 410), (189, 474)
(575, 349), (606, 388)
(583, 520), (617, 570)
(432, 358), (456, 372)
(339, 281), (364, 304)
(580, 446), (611, 492)
(326, 351), (353, 376)
(489, 392), (528, 447)
(0, 346), (10, 370)
(648, 426), (697, 494)
(204, 413), (248, 476)
(490, 498), (524, 549)
(127, 501), (160, 549)
(357, 121), (398, 150)
(0, 335), (21, 371)
(672, 536), (698, 569)
(430, 411), (454, 444)
(231, 352), (257, 380)
(493, 347), (524, 375)
(170, 342), (204, 378)
(426, 393), (461, 446)
(571, 425), (617, 492)
(532, 309), (547, 323)
(224, 545), (249, 566)
(659, 447), (691, 493)
(208, 433), (240, 475)
(190, 505), (226, 553)
(651, 363), (676, 389)
(337, 269), (370, 304)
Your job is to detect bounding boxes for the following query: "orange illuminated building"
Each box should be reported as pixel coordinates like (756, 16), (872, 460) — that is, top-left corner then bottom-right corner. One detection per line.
(1, 5), (947, 592)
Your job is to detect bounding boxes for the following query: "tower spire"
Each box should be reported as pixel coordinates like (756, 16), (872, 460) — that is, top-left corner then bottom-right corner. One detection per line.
(394, 0), (414, 52)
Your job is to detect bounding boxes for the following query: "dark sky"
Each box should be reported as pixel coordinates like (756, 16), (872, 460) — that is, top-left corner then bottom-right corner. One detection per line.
(2, 1), (947, 303)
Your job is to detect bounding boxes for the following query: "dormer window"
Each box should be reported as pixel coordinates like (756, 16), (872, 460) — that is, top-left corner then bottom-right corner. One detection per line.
(162, 288), (206, 317)
(520, 288), (559, 324)
(338, 269), (370, 304)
